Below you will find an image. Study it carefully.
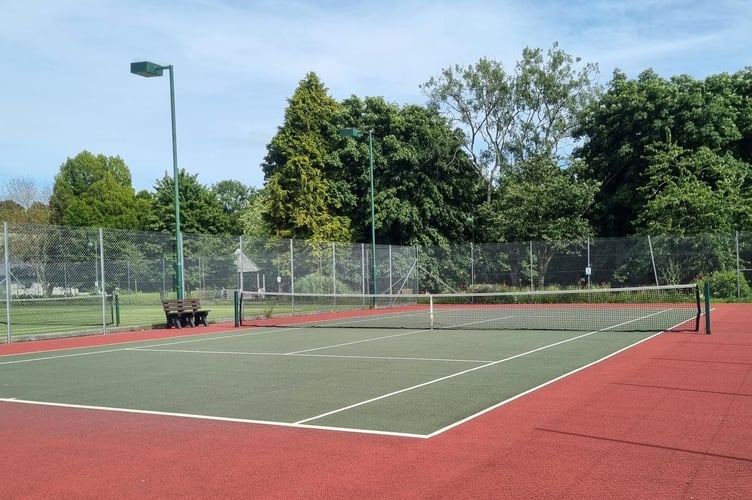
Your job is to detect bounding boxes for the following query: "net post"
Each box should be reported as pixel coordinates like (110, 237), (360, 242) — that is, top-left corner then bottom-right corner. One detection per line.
(694, 284), (701, 332)
(704, 282), (711, 335)
(114, 292), (120, 326)
(429, 294), (434, 330)
(234, 289), (240, 327)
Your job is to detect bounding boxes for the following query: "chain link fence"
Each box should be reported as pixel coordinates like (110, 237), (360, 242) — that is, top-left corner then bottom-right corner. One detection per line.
(2, 221), (750, 342)
(421, 233), (752, 295)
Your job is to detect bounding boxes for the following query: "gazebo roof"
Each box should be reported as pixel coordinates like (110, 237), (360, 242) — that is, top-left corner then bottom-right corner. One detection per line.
(234, 249), (261, 272)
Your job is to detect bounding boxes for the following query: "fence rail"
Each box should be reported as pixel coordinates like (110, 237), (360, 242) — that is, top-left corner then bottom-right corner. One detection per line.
(2, 222), (750, 342)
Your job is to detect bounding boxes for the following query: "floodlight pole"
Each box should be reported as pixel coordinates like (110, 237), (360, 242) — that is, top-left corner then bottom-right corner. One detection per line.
(340, 127), (378, 299)
(167, 65), (184, 300)
(368, 130), (377, 298)
(130, 61), (184, 299)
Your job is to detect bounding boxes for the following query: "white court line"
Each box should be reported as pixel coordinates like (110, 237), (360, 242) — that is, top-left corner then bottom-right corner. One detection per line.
(2, 309), (683, 438)
(449, 315), (515, 329)
(0, 327), (243, 360)
(286, 328), (431, 355)
(295, 329), (601, 424)
(128, 326), (436, 357)
(0, 346), (139, 366)
(295, 309), (673, 425)
(129, 347), (494, 364)
(425, 329), (666, 438)
(124, 330), (279, 350)
(293, 353), (493, 363)
(0, 397), (427, 439)
(0, 328), (287, 366)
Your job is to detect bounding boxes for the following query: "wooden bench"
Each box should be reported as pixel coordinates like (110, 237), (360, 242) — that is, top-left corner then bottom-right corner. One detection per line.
(162, 298), (211, 329)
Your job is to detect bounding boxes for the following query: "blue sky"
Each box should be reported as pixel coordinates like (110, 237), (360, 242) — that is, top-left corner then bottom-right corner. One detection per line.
(1, 0), (750, 196)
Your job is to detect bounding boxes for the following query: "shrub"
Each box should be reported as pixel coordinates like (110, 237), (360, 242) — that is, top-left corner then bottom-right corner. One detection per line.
(704, 271), (751, 300)
(293, 273), (355, 294)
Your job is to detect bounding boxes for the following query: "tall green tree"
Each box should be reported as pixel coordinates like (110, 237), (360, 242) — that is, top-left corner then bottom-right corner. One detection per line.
(339, 96), (483, 247)
(211, 180), (254, 235)
(422, 42), (599, 204)
(239, 188), (272, 238)
(575, 68), (752, 236)
(49, 151), (139, 229)
(636, 141), (752, 234)
(262, 72), (352, 242)
(134, 190), (154, 231)
(147, 170), (225, 235)
(489, 155), (598, 287)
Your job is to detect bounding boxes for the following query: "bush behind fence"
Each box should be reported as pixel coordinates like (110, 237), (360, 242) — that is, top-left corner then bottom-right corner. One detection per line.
(2, 222), (750, 342)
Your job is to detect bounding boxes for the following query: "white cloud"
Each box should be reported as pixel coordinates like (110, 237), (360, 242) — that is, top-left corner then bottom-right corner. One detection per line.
(1, 0), (750, 194)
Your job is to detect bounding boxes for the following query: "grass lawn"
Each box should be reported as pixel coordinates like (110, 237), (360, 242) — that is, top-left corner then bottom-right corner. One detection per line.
(2, 293), (238, 339)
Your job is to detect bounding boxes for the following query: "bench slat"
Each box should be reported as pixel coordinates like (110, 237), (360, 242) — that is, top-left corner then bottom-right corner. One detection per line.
(162, 298), (211, 328)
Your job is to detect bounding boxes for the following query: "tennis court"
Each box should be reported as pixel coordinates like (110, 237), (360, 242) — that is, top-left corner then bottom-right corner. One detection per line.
(0, 295), (699, 437)
(2, 294), (750, 499)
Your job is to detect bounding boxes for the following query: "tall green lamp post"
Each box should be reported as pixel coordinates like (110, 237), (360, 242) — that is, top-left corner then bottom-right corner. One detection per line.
(339, 128), (377, 298)
(130, 61), (184, 299)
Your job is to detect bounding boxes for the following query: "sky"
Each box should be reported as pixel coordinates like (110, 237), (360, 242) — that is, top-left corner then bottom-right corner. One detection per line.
(1, 0), (750, 197)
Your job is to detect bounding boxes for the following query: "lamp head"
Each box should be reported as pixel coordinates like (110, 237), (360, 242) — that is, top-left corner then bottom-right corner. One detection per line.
(339, 128), (363, 138)
(130, 61), (164, 77)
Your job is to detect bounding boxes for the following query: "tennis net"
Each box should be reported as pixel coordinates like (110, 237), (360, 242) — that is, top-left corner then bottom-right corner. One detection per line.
(240, 284), (705, 332)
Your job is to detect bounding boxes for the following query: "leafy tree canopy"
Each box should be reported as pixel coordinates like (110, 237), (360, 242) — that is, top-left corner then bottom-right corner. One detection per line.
(339, 96), (484, 246)
(491, 155), (598, 243)
(147, 170), (226, 236)
(422, 42), (599, 203)
(49, 151), (139, 229)
(575, 68), (752, 236)
(262, 72), (353, 242)
(239, 188), (272, 238)
(635, 140), (752, 234)
(211, 180), (255, 235)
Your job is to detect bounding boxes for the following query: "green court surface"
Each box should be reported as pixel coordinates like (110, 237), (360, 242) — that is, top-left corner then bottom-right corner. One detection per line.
(0, 325), (664, 437)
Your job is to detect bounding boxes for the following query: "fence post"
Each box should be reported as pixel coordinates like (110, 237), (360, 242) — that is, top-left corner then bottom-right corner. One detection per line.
(736, 231), (741, 299)
(529, 241), (534, 291)
(587, 237), (592, 290)
(238, 235), (244, 292)
(470, 242), (475, 293)
(4, 222), (11, 343)
(332, 242), (336, 295)
(389, 245), (393, 295)
(415, 246), (420, 293)
(289, 239), (294, 313)
(99, 228), (106, 334)
(648, 235), (659, 286)
(361, 243), (366, 295)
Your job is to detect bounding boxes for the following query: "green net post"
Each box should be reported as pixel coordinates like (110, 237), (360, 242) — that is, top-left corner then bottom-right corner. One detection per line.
(114, 292), (120, 326)
(704, 282), (711, 335)
(234, 290), (240, 328)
